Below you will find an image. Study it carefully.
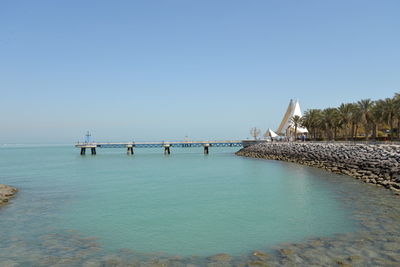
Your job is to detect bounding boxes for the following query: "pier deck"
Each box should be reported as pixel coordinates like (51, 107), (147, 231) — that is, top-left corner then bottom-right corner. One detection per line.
(75, 140), (243, 155)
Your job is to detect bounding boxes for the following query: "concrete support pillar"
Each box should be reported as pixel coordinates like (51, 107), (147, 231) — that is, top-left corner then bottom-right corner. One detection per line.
(91, 147), (96, 155)
(80, 147), (86, 155)
(127, 145), (134, 155)
(164, 145), (171, 155)
(203, 144), (209, 155)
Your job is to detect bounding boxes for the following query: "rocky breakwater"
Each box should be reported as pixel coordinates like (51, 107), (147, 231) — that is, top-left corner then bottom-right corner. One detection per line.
(236, 142), (400, 194)
(0, 184), (17, 205)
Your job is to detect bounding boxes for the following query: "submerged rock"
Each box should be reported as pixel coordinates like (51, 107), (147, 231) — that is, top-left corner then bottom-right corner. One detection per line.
(209, 253), (232, 262)
(245, 261), (270, 267)
(0, 184), (17, 205)
(251, 251), (269, 261)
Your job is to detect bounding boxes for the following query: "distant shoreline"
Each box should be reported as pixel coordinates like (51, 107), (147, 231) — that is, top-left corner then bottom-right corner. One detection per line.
(236, 142), (400, 194)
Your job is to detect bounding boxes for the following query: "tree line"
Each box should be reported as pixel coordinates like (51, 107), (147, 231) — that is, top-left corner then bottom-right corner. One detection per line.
(250, 92), (400, 141)
(301, 92), (400, 141)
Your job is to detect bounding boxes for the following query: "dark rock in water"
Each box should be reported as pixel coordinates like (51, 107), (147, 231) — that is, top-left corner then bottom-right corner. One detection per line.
(82, 260), (102, 267)
(209, 253), (232, 262)
(251, 251), (269, 261)
(279, 248), (293, 257)
(382, 242), (399, 252)
(245, 261), (270, 267)
(207, 262), (232, 267)
(393, 174), (400, 183)
(236, 142), (400, 193)
(0, 184), (17, 205)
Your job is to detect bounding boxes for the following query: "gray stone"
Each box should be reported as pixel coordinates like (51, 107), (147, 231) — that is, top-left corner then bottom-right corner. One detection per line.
(0, 184), (17, 206)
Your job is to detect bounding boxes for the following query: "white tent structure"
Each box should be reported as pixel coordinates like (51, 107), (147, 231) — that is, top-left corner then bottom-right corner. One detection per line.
(266, 128), (278, 138)
(276, 99), (308, 136)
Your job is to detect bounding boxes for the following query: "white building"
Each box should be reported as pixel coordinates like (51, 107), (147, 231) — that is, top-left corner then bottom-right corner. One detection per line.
(276, 99), (308, 136)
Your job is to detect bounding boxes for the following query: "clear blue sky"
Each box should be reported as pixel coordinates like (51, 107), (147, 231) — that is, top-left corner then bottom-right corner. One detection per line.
(1, 0), (399, 143)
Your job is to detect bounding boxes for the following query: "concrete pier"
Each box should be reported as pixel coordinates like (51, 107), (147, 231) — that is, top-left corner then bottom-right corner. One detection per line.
(203, 144), (209, 154)
(79, 145), (97, 155)
(127, 145), (134, 155)
(75, 140), (243, 155)
(163, 144), (171, 155)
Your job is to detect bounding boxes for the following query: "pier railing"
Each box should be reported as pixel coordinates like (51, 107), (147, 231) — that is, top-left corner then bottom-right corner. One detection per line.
(75, 140), (243, 155)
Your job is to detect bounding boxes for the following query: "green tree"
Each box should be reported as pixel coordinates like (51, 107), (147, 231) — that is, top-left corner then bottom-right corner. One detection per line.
(302, 109), (322, 140)
(322, 108), (339, 140)
(337, 103), (353, 140)
(381, 97), (396, 140)
(290, 115), (302, 139)
(301, 92), (400, 142)
(370, 100), (385, 140)
(349, 103), (361, 140)
(394, 93), (400, 139)
(357, 99), (374, 140)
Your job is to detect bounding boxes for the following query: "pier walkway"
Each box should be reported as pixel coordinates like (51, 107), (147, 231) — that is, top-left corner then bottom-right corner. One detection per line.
(75, 140), (243, 155)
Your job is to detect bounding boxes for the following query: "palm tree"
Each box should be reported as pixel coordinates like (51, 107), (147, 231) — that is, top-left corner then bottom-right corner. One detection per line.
(332, 111), (342, 140)
(302, 92), (400, 142)
(349, 103), (361, 140)
(394, 93), (400, 139)
(290, 115), (302, 140)
(302, 109), (322, 140)
(322, 108), (338, 140)
(357, 99), (374, 140)
(337, 103), (353, 140)
(370, 101), (385, 140)
(380, 97), (396, 140)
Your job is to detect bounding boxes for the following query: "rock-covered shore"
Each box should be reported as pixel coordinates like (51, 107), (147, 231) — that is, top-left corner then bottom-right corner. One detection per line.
(0, 184), (17, 205)
(236, 142), (400, 194)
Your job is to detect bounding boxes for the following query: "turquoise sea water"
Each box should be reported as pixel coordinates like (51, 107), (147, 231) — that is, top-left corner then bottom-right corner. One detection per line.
(0, 145), (356, 257)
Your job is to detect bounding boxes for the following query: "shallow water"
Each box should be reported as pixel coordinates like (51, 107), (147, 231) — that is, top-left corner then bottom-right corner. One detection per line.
(0, 145), (398, 266)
